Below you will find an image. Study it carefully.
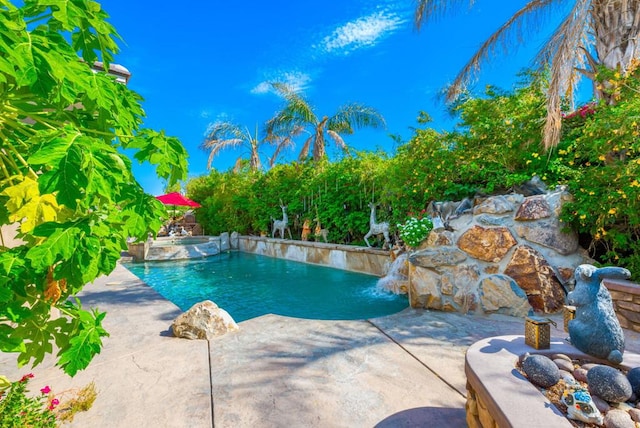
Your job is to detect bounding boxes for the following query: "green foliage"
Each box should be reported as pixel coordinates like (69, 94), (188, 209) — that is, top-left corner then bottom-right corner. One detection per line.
(0, 374), (57, 427)
(188, 68), (640, 280)
(0, 0), (188, 375)
(397, 216), (433, 248)
(559, 61), (640, 278)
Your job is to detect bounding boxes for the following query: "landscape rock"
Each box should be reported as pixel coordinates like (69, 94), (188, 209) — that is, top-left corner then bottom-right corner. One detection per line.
(603, 409), (635, 428)
(514, 219), (579, 255)
(515, 196), (552, 221)
(592, 395), (611, 413)
(521, 354), (560, 388)
(172, 300), (239, 340)
(504, 246), (565, 313)
(587, 365), (633, 403)
(409, 247), (467, 268)
(627, 367), (640, 395)
(573, 367), (589, 383)
(478, 275), (531, 317)
(457, 226), (517, 262)
(408, 265), (442, 309)
(473, 196), (514, 215)
(629, 408), (640, 423)
(553, 358), (574, 372)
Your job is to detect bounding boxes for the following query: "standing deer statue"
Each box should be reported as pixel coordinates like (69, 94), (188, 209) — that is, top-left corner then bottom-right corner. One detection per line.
(314, 217), (328, 243)
(271, 204), (292, 239)
(364, 202), (391, 249)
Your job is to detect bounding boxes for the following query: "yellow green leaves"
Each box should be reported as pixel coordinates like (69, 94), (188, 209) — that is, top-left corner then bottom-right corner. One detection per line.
(1, 176), (60, 233)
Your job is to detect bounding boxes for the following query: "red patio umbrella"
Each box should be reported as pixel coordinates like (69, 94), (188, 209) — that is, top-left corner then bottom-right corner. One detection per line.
(155, 192), (202, 208)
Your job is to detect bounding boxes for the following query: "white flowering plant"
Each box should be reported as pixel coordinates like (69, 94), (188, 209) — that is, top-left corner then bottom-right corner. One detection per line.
(397, 216), (433, 248)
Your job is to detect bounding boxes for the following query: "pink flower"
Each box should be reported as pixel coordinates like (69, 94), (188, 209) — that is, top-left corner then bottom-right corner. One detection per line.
(40, 385), (51, 394)
(48, 398), (60, 410)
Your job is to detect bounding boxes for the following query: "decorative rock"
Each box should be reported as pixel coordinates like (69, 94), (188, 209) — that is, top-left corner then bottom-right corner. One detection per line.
(457, 226), (517, 262)
(504, 246), (565, 313)
(629, 408), (640, 423)
(409, 247), (467, 268)
(172, 300), (239, 340)
(478, 274), (532, 317)
(561, 382), (603, 425)
(592, 395), (611, 413)
(552, 353), (573, 362)
(573, 367), (589, 383)
(603, 409), (635, 428)
(220, 232), (230, 251)
(514, 219), (579, 255)
(559, 370), (575, 383)
(426, 229), (454, 246)
(521, 354), (560, 388)
(587, 365), (633, 403)
(582, 363), (599, 371)
(627, 367), (640, 395)
(553, 358), (574, 372)
(475, 214), (510, 226)
(473, 195), (514, 215)
(515, 196), (552, 221)
(567, 264), (630, 363)
(408, 265), (442, 309)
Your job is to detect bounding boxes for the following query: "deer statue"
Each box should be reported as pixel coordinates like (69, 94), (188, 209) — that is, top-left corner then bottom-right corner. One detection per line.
(271, 204), (292, 239)
(301, 219), (312, 241)
(364, 202), (391, 249)
(313, 217), (328, 243)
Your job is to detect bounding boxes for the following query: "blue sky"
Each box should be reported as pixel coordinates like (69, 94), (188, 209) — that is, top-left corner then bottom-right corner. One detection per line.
(103, 1), (571, 195)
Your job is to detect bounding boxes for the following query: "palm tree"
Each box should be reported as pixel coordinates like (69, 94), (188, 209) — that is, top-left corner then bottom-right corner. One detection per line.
(265, 82), (386, 161)
(414, 0), (640, 149)
(201, 122), (263, 171)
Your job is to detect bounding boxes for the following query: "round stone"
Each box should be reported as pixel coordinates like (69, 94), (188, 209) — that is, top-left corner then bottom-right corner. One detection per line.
(553, 358), (574, 372)
(552, 353), (572, 362)
(627, 367), (640, 396)
(592, 395), (610, 413)
(522, 354), (560, 388)
(587, 365), (633, 403)
(629, 408), (640, 423)
(573, 367), (588, 383)
(603, 409), (635, 428)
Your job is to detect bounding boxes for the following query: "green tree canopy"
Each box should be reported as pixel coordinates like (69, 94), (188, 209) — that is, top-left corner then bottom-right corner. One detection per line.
(0, 0), (188, 376)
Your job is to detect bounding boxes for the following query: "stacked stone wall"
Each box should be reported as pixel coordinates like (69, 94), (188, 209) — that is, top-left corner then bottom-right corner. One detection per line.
(399, 188), (593, 316)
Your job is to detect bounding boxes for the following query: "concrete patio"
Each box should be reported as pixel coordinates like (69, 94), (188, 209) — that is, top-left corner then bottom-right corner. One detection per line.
(1, 263), (638, 427)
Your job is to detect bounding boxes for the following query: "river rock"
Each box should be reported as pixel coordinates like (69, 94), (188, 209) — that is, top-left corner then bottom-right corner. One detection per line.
(172, 300), (239, 340)
(587, 365), (633, 403)
(553, 358), (574, 372)
(522, 354), (560, 388)
(629, 408), (640, 423)
(603, 409), (635, 428)
(573, 367), (589, 383)
(592, 395), (611, 413)
(627, 367), (640, 395)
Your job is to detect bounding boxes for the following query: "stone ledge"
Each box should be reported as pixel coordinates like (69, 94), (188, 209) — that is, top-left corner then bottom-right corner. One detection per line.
(604, 278), (640, 333)
(465, 335), (640, 428)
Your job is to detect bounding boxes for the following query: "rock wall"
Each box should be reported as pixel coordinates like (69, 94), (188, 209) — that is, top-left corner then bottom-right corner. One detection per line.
(394, 188), (592, 317)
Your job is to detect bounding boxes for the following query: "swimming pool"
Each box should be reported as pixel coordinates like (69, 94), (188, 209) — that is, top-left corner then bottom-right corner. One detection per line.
(124, 251), (407, 322)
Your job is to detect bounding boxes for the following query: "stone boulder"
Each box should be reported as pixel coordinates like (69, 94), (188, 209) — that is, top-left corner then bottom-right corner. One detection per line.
(478, 274), (532, 317)
(408, 265), (442, 309)
(587, 365), (633, 403)
(515, 196), (552, 220)
(504, 246), (566, 313)
(172, 300), (238, 340)
(457, 226), (517, 263)
(473, 195), (515, 215)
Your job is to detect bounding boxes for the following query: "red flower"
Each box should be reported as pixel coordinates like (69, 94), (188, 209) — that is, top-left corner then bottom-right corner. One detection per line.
(19, 373), (34, 382)
(40, 385), (51, 394)
(48, 398), (60, 410)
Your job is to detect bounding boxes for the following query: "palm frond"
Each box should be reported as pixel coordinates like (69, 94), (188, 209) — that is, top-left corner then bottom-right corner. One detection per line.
(539, 0), (591, 149)
(298, 134), (313, 161)
(444, 0), (564, 102)
(200, 121), (250, 169)
(326, 129), (347, 152)
(266, 82), (317, 137)
(414, 0), (476, 30)
(328, 103), (386, 135)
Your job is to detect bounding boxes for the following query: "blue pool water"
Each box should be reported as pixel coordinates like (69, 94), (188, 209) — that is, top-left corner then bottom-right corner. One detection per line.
(124, 251), (407, 322)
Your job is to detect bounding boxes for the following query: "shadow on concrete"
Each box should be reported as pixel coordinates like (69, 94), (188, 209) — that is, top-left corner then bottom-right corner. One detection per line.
(374, 406), (466, 427)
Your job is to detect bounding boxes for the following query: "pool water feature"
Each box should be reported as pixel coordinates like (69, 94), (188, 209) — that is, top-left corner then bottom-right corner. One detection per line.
(124, 251), (408, 322)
